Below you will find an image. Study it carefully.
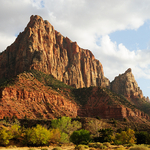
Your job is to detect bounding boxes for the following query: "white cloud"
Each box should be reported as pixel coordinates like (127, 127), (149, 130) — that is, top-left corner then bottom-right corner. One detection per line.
(94, 35), (150, 81)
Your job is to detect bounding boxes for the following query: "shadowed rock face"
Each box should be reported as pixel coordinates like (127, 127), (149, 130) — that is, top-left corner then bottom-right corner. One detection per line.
(0, 15), (109, 89)
(110, 68), (143, 100)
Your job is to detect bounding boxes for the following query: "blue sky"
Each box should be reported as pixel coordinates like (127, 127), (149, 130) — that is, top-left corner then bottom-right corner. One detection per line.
(0, 0), (150, 98)
(109, 20), (150, 51)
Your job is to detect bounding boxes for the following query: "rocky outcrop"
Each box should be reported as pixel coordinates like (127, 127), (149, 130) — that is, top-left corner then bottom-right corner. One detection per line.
(0, 73), (78, 119)
(111, 68), (143, 100)
(77, 87), (149, 120)
(0, 15), (109, 89)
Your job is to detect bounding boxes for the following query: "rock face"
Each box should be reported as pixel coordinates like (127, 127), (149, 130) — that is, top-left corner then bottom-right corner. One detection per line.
(111, 68), (143, 100)
(0, 72), (78, 119)
(77, 87), (149, 120)
(0, 15), (109, 89)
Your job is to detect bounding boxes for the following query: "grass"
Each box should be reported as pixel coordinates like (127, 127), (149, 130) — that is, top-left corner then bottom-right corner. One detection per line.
(29, 69), (73, 90)
(0, 77), (16, 88)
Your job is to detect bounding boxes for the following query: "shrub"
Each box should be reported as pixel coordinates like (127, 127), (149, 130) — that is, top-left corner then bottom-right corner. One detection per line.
(113, 128), (136, 145)
(9, 124), (21, 140)
(135, 131), (150, 144)
(75, 145), (89, 150)
(0, 127), (13, 146)
(103, 142), (111, 147)
(97, 128), (113, 142)
(60, 132), (69, 143)
(24, 124), (51, 146)
(49, 128), (61, 143)
(70, 129), (91, 145)
(129, 145), (149, 150)
(52, 147), (62, 150)
(41, 148), (48, 150)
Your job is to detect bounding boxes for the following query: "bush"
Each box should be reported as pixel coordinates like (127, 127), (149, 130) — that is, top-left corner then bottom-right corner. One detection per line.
(75, 145), (89, 150)
(113, 128), (136, 145)
(10, 124), (21, 140)
(70, 129), (91, 145)
(52, 147), (62, 150)
(49, 128), (61, 143)
(24, 124), (51, 146)
(135, 131), (150, 144)
(129, 145), (149, 150)
(97, 128), (113, 142)
(0, 127), (13, 146)
(103, 142), (111, 147)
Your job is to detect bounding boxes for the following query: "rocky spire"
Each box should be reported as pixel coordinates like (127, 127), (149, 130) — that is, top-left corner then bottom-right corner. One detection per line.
(110, 68), (143, 99)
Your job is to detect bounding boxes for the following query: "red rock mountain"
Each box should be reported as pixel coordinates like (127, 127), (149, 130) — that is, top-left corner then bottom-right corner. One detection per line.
(0, 15), (149, 120)
(0, 15), (109, 89)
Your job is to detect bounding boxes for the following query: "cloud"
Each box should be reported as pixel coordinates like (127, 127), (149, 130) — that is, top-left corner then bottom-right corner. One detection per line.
(94, 35), (150, 81)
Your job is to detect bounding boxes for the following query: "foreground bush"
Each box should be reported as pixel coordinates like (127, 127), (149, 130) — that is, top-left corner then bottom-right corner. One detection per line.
(0, 127), (13, 146)
(112, 128), (136, 145)
(129, 145), (149, 150)
(75, 145), (89, 150)
(135, 131), (150, 144)
(70, 129), (91, 145)
(24, 124), (51, 146)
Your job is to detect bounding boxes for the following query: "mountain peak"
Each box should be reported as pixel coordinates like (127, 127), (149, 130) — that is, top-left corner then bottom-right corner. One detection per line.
(125, 68), (132, 73)
(0, 15), (109, 89)
(111, 68), (143, 100)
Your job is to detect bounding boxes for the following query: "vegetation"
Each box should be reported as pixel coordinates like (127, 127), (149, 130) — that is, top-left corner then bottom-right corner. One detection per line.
(0, 116), (150, 148)
(70, 129), (91, 145)
(29, 69), (73, 90)
(112, 128), (136, 145)
(129, 145), (149, 150)
(51, 116), (81, 143)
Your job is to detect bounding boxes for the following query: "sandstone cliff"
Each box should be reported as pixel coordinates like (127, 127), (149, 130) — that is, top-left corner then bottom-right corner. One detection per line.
(0, 15), (109, 89)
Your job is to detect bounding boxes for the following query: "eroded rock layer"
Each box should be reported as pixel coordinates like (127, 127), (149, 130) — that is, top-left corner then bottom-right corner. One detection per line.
(0, 72), (78, 119)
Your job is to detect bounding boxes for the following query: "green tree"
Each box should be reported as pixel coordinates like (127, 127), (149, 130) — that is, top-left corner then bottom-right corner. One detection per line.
(51, 116), (81, 143)
(70, 129), (91, 145)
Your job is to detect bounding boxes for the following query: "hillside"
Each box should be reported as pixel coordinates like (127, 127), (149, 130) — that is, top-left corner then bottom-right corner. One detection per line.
(0, 70), (149, 122)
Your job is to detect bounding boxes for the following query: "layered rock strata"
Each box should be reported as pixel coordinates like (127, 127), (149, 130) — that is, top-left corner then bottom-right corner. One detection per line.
(77, 87), (149, 120)
(0, 15), (109, 89)
(0, 73), (78, 119)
